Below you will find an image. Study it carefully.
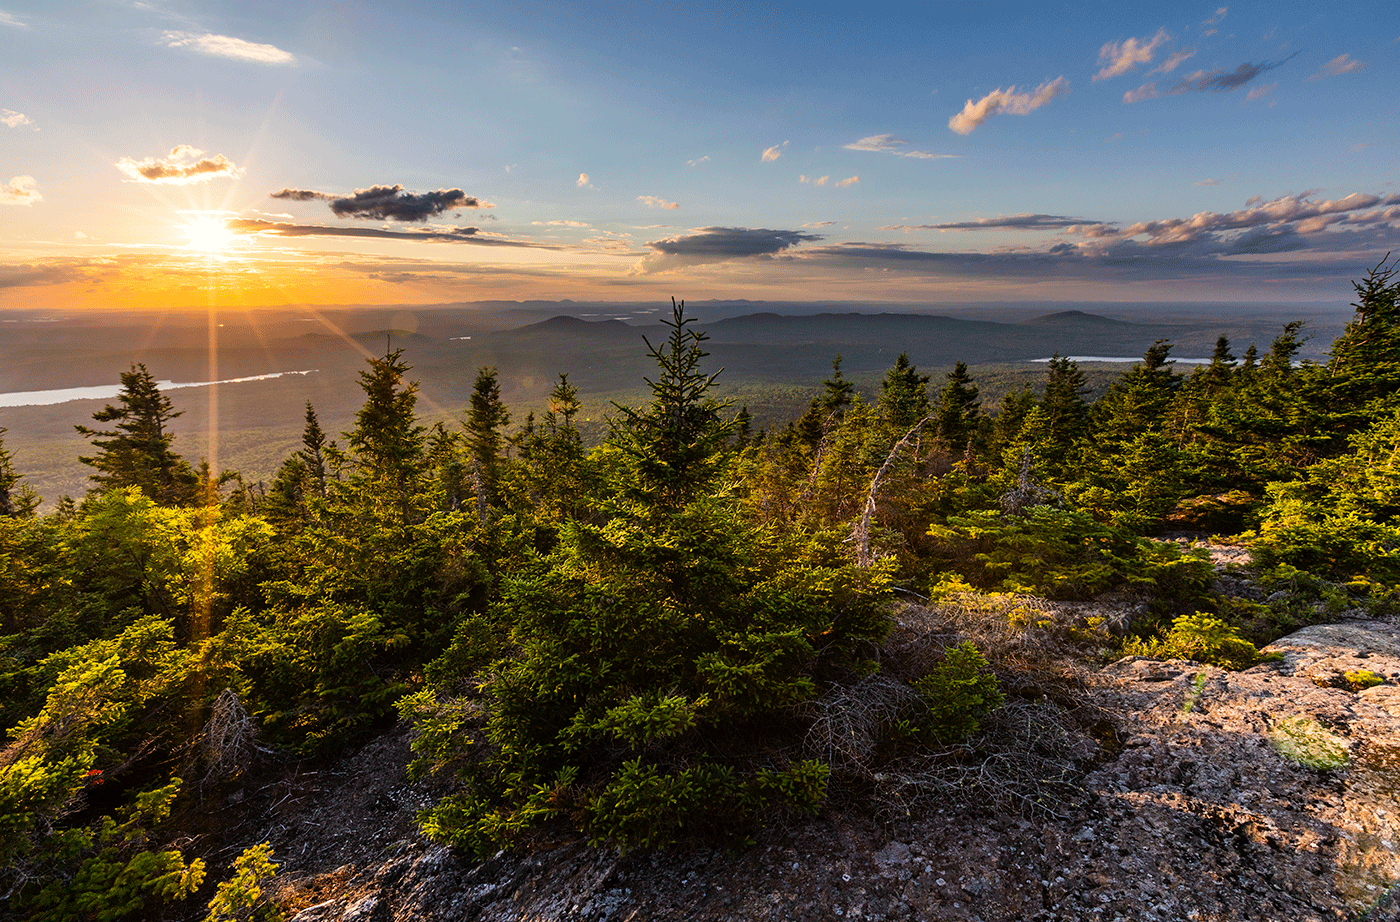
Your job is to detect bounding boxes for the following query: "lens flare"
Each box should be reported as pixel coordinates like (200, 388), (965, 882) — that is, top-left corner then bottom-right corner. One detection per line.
(183, 215), (236, 254)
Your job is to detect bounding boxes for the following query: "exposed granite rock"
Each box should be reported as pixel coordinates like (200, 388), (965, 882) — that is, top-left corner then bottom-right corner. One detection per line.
(242, 616), (1400, 922)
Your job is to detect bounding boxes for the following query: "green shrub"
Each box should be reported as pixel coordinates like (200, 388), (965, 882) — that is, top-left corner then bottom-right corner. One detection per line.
(912, 642), (1005, 741)
(204, 841), (283, 922)
(1344, 669), (1384, 691)
(1125, 612), (1265, 670)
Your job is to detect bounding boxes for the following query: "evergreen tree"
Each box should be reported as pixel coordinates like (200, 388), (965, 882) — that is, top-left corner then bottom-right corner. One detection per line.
(1325, 258), (1400, 425)
(611, 298), (731, 510)
(1205, 336), (1236, 390)
(878, 352), (931, 433)
(0, 427), (37, 517)
(934, 361), (981, 450)
(299, 402), (328, 498)
(522, 373), (588, 521)
(76, 364), (197, 505)
(1091, 340), (1182, 445)
(1042, 355), (1090, 447)
(346, 348), (426, 518)
(465, 367), (511, 515)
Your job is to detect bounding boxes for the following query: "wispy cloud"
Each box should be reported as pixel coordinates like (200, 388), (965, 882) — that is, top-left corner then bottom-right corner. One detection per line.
(576, 172), (594, 188)
(1094, 29), (1170, 81)
(271, 185), (488, 221)
(834, 176), (859, 188)
(1202, 7), (1227, 37)
(948, 77), (1069, 134)
(227, 218), (552, 247)
(1151, 48), (1196, 75)
(1124, 54), (1296, 103)
(637, 195), (679, 210)
(802, 221), (836, 228)
(882, 213), (1097, 232)
(116, 145), (241, 184)
(844, 134), (957, 159)
(761, 141), (789, 162)
(0, 175), (40, 205)
(160, 31), (296, 65)
(1310, 54), (1368, 80)
(0, 10), (27, 28)
(532, 219), (590, 228)
(635, 226), (821, 273)
(1, 109), (31, 128)
(1246, 82), (1276, 102)
(686, 155), (710, 167)
(1194, 178), (1222, 186)
(800, 175), (829, 186)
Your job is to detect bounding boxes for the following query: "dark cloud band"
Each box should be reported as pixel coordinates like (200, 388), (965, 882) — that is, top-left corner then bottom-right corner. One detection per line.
(227, 218), (551, 247)
(270, 184), (488, 222)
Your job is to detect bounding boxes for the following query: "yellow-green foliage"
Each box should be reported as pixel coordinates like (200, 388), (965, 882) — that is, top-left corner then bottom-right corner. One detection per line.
(1344, 669), (1384, 691)
(1270, 716), (1349, 770)
(205, 841), (283, 922)
(22, 780), (205, 922)
(1125, 612), (1264, 670)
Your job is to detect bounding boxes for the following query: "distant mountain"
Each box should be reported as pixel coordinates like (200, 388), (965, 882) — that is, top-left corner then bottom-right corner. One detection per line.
(1022, 310), (1134, 327)
(507, 316), (635, 337)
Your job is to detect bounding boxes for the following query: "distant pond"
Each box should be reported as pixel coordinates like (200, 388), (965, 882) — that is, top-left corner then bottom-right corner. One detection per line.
(0, 370), (318, 408)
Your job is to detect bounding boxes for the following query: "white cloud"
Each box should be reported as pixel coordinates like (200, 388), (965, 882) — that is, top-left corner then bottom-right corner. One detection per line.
(844, 134), (956, 159)
(948, 77), (1069, 134)
(115, 145), (242, 184)
(1152, 48), (1196, 75)
(802, 221), (836, 228)
(0, 10), (27, 28)
(686, 155), (710, 167)
(1310, 54), (1368, 80)
(576, 172), (594, 188)
(835, 176), (859, 188)
(1094, 29), (1170, 81)
(1, 109), (31, 128)
(1195, 178), (1222, 186)
(845, 134), (906, 152)
(1063, 190), (1400, 250)
(1123, 82), (1158, 103)
(160, 31), (296, 66)
(0, 175), (40, 205)
(761, 141), (789, 162)
(531, 220), (591, 227)
(637, 195), (679, 210)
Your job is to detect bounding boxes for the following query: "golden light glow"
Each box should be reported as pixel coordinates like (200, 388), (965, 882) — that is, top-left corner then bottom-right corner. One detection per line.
(183, 215), (237, 254)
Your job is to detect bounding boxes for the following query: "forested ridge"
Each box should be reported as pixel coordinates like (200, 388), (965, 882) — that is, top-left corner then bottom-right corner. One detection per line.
(3, 264), (1399, 921)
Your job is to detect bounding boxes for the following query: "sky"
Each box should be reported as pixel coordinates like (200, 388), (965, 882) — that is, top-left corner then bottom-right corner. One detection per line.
(1, 1), (1397, 310)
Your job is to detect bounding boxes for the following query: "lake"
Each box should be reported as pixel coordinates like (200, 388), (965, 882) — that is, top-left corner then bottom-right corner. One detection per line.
(0, 370), (319, 408)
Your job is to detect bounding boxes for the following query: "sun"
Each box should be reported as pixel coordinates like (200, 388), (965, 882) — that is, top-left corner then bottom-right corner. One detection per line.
(183, 215), (236, 254)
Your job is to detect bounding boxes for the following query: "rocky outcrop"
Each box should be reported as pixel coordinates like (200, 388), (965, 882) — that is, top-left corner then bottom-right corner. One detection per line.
(252, 618), (1400, 922)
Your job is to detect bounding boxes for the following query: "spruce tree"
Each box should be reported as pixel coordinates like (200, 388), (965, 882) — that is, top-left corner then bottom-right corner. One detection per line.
(0, 427), (38, 517)
(611, 298), (731, 509)
(934, 361), (981, 450)
(878, 352), (931, 432)
(346, 348), (426, 518)
(76, 364), (197, 505)
(465, 367), (511, 514)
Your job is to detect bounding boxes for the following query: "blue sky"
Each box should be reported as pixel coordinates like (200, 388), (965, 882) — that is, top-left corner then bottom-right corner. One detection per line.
(1, 1), (1396, 308)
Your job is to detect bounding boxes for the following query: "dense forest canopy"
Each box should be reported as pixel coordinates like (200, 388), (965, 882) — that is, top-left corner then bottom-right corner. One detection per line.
(3, 267), (1400, 920)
